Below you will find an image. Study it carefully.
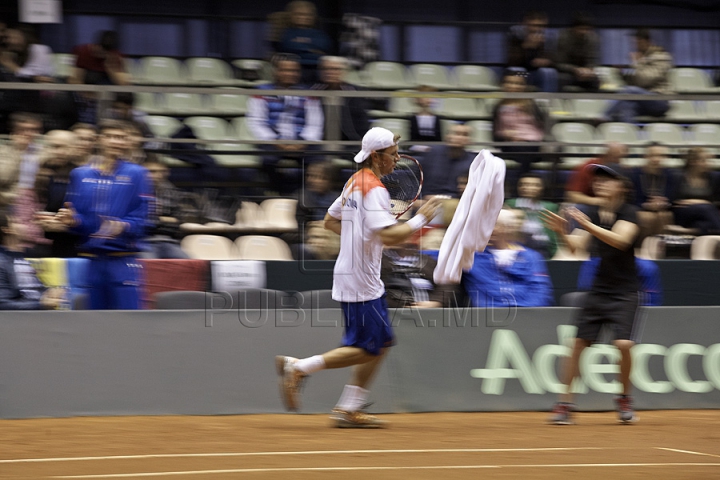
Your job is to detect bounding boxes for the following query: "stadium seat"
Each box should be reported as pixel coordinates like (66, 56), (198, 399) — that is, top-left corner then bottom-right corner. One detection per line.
(639, 235), (665, 260)
(550, 122), (599, 168)
(145, 115), (183, 138)
(569, 99), (609, 122)
(344, 69), (368, 88)
(369, 91), (419, 119)
(466, 120), (495, 151)
(154, 291), (222, 310)
(690, 235), (720, 260)
(597, 122), (643, 154)
(669, 68), (715, 93)
(363, 61), (411, 90)
(595, 66), (625, 92)
(209, 92), (248, 116)
(181, 235), (240, 260)
(644, 123), (686, 154)
(163, 93), (206, 115)
(452, 65), (500, 91)
(184, 116), (233, 141)
(371, 118), (411, 141)
(705, 101), (720, 120)
(665, 100), (700, 122)
(133, 92), (163, 115)
(409, 64), (454, 90)
(209, 143), (261, 168)
(137, 56), (188, 85)
(232, 288), (294, 310)
(293, 290), (340, 309)
(52, 53), (76, 79)
(186, 57), (238, 85)
(231, 59), (272, 87)
(258, 198), (298, 231)
(235, 235), (293, 260)
(437, 96), (480, 120)
(689, 123), (720, 155)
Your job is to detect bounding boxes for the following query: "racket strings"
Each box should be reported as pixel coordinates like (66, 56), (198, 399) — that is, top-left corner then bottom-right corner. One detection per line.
(381, 158), (422, 217)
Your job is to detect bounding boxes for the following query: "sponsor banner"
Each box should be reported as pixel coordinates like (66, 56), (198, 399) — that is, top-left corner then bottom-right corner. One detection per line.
(0, 307), (718, 418)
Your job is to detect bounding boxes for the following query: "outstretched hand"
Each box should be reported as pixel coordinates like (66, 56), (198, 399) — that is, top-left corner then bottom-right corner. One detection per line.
(540, 209), (567, 235)
(416, 196), (442, 222)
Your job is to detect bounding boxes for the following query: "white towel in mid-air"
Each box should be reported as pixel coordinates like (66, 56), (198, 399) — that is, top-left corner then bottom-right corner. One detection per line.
(433, 150), (506, 285)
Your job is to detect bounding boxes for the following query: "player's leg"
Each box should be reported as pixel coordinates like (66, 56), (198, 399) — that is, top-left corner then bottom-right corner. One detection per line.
(560, 337), (591, 403)
(611, 293), (641, 423)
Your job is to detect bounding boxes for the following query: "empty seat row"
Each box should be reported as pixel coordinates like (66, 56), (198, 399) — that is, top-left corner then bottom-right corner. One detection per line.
(180, 234), (293, 261)
(180, 199), (298, 232)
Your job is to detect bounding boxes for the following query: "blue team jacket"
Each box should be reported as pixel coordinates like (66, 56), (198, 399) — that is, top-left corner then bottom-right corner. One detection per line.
(577, 257), (663, 306)
(65, 160), (151, 254)
(463, 247), (555, 308)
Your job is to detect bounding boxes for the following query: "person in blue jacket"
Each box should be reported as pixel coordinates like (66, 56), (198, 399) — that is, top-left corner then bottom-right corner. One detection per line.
(463, 209), (554, 308)
(56, 119), (150, 309)
(577, 256), (662, 306)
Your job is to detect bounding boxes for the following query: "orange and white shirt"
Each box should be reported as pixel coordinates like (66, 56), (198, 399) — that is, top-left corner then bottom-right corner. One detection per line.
(328, 168), (397, 302)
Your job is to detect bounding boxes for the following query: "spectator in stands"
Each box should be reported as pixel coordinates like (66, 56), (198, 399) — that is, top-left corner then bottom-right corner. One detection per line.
(463, 209), (554, 308)
(56, 120), (150, 309)
(70, 30), (130, 124)
(247, 53), (324, 195)
(410, 85), (442, 151)
(381, 237), (460, 308)
(631, 142), (673, 237)
(277, 1), (333, 84)
(492, 71), (549, 178)
(34, 130), (80, 257)
(70, 123), (98, 166)
(125, 122), (158, 165)
(0, 209), (65, 310)
(0, 112), (42, 207)
(312, 55), (369, 144)
(565, 142), (627, 206)
(419, 123), (474, 198)
(296, 160), (339, 226)
(108, 92), (152, 136)
(0, 25), (54, 82)
(669, 147), (720, 235)
(577, 256), (662, 306)
(505, 173), (559, 258)
(555, 12), (600, 92)
(507, 11), (558, 92)
(142, 157), (189, 259)
(70, 30), (130, 86)
(605, 28), (672, 123)
(299, 220), (340, 260)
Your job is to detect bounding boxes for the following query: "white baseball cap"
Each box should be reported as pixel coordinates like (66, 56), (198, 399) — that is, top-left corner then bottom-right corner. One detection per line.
(353, 127), (397, 163)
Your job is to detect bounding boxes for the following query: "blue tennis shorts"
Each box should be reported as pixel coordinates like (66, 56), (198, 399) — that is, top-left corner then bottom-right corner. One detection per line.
(340, 295), (396, 356)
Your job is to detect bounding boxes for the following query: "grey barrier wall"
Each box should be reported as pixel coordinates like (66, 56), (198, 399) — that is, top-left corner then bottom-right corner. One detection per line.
(1, 307), (719, 419)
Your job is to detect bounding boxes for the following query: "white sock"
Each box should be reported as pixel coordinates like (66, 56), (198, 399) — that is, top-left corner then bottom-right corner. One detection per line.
(335, 385), (369, 412)
(294, 355), (326, 375)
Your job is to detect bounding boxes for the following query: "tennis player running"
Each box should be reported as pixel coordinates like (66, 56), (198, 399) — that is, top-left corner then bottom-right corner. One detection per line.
(276, 127), (440, 428)
(542, 163), (642, 425)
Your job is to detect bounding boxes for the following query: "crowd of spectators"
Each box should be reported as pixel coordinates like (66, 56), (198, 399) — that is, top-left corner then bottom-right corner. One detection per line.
(1, 2), (719, 310)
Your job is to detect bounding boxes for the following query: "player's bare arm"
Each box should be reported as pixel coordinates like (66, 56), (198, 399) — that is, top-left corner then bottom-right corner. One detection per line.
(377, 197), (441, 246)
(540, 209), (590, 254)
(323, 213), (342, 235)
(567, 207), (639, 251)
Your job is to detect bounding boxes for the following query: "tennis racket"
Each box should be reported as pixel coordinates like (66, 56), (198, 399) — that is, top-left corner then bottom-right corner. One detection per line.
(381, 154), (423, 218)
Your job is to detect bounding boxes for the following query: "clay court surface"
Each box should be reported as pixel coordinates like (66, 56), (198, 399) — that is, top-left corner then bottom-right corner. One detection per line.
(2, 410), (720, 479)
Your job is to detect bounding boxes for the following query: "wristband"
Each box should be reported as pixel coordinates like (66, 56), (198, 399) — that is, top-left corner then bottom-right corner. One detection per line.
(406, 214), (428, 232)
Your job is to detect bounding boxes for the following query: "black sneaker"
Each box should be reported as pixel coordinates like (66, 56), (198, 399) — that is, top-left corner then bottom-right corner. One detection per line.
(549, 402), (575, 425)
(614, 395), (637, 424)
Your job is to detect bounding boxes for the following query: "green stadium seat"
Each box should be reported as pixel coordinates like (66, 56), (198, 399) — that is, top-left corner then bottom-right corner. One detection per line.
(137, 56), (188, 85)
(231, 59), (272, 87)
(551, 122), (600, 168)
(669, 68), (715, 94)
(665, 100), (700, 122)
(595, 66), (625, 92)
(363, 62), (412, 90)
(52, 53), (76, 79)
(689, 124), (720, 155)
(409, 64), (454, 90)
(452, 65), (499, 91)
(186, 58), (238, 86)
(644, 123), (686, 154)
(209, 92), (248, 116)
(437, 96), (480, 120)
(163, 93), (206, 115)
(183, 116), (233, 141)
(371, 118), (411, 140)
(145, 115), (183, 138)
